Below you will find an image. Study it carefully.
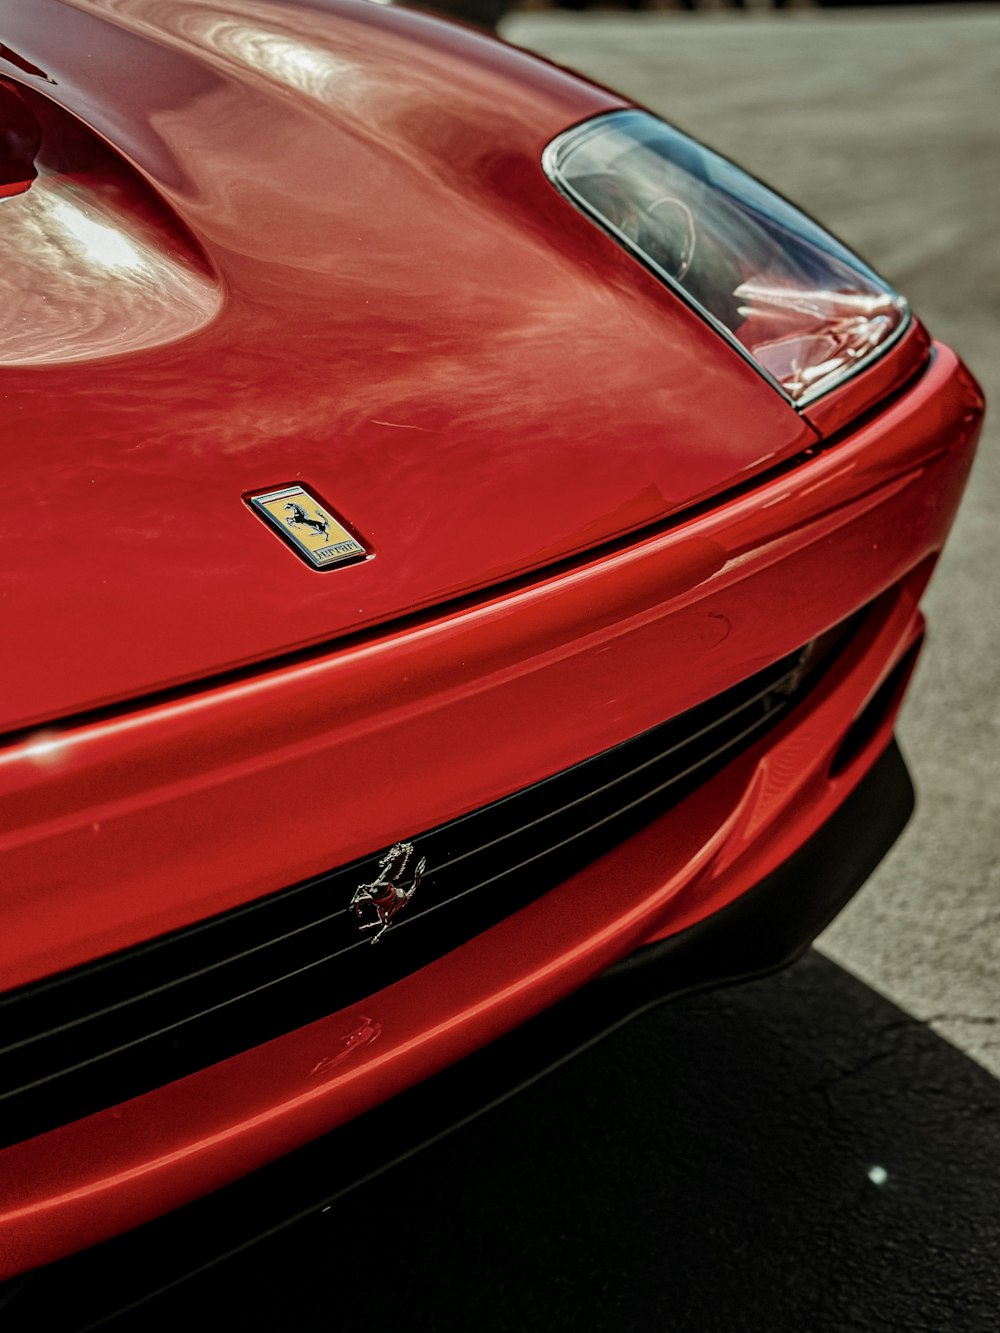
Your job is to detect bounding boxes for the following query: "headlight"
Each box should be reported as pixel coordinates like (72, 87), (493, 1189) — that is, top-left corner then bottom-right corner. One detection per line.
(543, 110), (909, 407)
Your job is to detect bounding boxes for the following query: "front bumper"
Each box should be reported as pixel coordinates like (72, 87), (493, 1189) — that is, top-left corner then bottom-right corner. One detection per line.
(0, 737), (914, 1326)
(0, 342), (983, 1276)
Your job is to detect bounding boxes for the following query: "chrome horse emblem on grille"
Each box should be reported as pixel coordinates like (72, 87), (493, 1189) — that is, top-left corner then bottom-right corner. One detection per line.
(350, 842), (426, 944)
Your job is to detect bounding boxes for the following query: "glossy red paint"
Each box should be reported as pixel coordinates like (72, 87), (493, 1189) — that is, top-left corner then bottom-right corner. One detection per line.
(0, 343), (978, 992)
(0, 0), (985, 1283)
(0, 338), (984, 1274)
(0, 0), (818, 735)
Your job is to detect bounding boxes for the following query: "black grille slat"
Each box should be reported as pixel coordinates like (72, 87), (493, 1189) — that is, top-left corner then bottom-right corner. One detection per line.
(0, 650), (799, 1054)
(0, 621), (858, 1148)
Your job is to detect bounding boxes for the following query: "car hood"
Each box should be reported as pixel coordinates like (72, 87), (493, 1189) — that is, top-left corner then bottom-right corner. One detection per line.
(0, 0), (817, 734)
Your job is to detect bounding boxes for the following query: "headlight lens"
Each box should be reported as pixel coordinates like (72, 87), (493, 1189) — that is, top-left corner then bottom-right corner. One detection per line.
(543, 110), (908, 406)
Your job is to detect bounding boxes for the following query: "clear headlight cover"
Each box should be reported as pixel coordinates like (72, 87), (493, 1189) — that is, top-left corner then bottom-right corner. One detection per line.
(543, 110), (908, 406)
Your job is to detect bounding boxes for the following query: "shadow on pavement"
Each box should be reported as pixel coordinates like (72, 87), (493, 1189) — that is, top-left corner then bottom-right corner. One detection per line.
(73, 951), (1000, 1332)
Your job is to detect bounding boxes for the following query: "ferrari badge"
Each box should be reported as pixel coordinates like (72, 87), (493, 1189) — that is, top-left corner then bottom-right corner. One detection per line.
(249, 485), (367, 569)
(350, 842), (426, 944)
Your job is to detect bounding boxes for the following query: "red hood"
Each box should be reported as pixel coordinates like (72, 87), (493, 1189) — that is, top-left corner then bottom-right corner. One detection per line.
(0, 0), (816, 734)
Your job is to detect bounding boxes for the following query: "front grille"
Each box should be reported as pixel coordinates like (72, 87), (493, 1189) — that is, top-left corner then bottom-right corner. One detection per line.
(0, 617), (858, 1149)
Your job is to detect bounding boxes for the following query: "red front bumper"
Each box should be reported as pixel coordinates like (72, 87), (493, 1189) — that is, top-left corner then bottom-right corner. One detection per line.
(0, 343), (983, 1276)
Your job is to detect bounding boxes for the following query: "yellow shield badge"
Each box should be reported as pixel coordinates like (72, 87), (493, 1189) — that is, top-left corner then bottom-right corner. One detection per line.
(249, 485), (368, 569)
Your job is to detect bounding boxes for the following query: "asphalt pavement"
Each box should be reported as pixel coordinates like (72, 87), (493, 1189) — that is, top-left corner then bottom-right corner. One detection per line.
(23, 953), (998, 1332)
(503, 3), (1000, 1077)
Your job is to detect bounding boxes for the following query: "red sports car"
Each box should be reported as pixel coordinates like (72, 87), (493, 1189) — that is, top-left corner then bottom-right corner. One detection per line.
(0, 0), (983, 1288)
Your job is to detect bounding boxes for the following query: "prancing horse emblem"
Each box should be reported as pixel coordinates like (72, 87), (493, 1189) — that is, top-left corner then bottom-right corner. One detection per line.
(284, 502), (330, 542)
(350, 842), (426, 944)
(248, 485), (368, 569)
